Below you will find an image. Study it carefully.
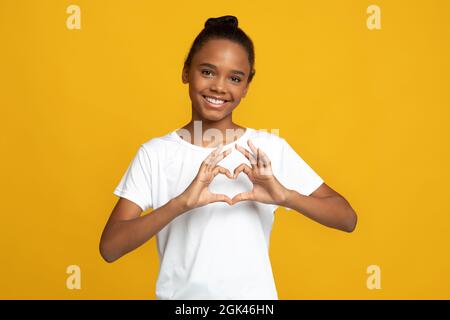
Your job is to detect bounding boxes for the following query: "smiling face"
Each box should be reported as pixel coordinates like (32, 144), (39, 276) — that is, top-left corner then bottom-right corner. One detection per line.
(182, 38), (252, 122)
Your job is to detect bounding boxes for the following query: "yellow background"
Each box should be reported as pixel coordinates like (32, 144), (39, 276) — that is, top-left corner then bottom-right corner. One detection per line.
(1, 0), (449, 299)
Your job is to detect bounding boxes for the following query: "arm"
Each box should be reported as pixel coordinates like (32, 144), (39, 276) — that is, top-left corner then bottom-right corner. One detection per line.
(282, 183), (358, 233)
(99, 196), (188, 263)
(100, 145), (233, 263)
(232, 140), (357, 233)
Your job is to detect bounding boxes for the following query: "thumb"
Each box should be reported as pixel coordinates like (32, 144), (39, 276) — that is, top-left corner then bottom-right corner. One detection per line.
(231, 191), (253, 205)
(210, 193), (233, 206)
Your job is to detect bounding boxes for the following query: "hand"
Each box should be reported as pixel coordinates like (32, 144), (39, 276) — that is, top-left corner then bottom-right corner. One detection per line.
(178, 144), (234, 210)
(232, 139), (289, 206)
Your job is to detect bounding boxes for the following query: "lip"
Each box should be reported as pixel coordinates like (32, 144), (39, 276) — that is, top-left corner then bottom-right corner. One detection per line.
(201, 95), (229, 109)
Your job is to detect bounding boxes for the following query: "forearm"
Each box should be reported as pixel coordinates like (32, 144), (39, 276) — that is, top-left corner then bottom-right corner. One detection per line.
(100, 196), (188, 263)
(282, 189), (357, 233)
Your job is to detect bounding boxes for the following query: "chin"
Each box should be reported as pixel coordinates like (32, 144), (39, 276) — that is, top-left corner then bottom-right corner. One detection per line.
(201, 110), (229, 122)
(195, 103), (233, 121)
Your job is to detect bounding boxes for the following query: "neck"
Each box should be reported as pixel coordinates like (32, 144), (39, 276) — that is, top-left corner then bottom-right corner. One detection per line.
(179, 107), (246, 148)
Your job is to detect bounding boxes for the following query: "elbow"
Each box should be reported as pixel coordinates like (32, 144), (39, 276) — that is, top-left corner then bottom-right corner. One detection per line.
(343, 209), (358, 233)
(99, 246), (114, 263)
(100, 253), (116, 264)
(99, 241), (119, 263)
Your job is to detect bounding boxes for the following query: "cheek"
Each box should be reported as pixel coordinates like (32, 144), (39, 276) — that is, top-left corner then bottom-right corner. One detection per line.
(188, 77), (246, 101)
(189, 75), (209, 89)
(231, 87), (246, 100)
(188, 83), (204, 100)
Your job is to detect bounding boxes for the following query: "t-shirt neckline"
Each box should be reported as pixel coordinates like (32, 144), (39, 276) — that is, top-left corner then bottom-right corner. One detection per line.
(171, 127), (254, 151)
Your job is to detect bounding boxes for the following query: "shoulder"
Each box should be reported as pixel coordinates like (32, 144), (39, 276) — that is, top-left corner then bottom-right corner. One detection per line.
(248, 128), (287, 150)
(138, 129), (193, 167)
(140, 130), (178, 153)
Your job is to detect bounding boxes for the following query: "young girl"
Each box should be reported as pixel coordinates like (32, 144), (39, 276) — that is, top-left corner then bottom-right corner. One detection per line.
(100, 15), (357, 300)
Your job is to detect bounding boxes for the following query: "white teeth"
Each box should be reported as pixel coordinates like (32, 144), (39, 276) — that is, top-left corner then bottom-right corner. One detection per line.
(204, 96), (226, 105)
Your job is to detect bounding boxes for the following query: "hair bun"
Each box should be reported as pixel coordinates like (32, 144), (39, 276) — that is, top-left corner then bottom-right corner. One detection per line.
(205, 15), (238, 28)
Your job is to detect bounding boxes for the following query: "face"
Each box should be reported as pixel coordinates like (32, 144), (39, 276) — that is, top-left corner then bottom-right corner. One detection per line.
(182, 39), (252, 122)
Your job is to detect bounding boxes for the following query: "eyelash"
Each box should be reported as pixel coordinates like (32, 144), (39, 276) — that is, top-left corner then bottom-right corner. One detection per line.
(201, 70), (242, 83)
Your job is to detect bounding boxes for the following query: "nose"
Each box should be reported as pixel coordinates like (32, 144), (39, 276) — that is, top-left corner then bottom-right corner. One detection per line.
(210, 76), (226, 93)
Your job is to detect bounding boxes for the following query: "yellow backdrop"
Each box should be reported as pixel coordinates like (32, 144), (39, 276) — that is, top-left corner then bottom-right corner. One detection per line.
(1, 0), (449, 299)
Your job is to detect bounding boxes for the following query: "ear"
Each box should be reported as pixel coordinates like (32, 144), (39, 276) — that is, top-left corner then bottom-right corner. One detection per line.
(182, 66), (189, 84)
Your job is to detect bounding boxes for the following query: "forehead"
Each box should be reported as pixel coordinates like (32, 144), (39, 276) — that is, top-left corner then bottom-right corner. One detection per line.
(192, 39), (250, 71)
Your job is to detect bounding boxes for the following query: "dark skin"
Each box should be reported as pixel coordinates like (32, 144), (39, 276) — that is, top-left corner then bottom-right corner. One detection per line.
(177, 38), (357, 231)
(99, 38), (357, 263)
(179, 39), (250, 146)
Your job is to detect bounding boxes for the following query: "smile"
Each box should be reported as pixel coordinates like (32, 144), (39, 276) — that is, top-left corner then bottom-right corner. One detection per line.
(202, 95), (229, 107)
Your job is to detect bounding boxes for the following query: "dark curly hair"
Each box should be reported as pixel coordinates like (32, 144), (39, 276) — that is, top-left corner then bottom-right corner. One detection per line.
(183, 15), (256, 84)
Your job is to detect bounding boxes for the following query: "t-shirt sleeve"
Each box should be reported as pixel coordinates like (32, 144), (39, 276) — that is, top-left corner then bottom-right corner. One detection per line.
(277, 138), (324, 211)
(113, 145), (153, 212)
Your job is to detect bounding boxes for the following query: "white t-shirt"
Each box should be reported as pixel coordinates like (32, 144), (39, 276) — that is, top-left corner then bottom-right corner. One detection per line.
(113, 127), (324, 300)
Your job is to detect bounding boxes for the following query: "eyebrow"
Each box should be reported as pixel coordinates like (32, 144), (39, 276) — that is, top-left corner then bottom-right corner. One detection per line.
(198, 63), (246, 77)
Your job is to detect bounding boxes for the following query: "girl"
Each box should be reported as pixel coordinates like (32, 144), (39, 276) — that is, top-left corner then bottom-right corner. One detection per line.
(100, 15), (357, 300)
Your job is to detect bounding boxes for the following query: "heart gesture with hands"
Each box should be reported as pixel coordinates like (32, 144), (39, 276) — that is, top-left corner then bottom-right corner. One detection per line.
(231, 139), (288, 206)
(179, 144), (234, 210)
(178, 139), (289, 211)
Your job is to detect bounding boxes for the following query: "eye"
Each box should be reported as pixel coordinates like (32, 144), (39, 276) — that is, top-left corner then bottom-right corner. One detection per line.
(201, 69), (241, 83)
(201, 69), (213, 76)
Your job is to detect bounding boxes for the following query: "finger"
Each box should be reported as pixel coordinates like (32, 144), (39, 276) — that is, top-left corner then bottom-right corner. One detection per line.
(248, 140), (267, 167)
(235, 143), (257, 166)
(233, 163), (253, 179)
(247, 139), (263, 168)
(231, 191), (254, 204)
(204, 143), (224, 167)
(247, 139), (258, 156)
(258, 148), (271, 166)
(212, 165), (234, 179)
(210, 147), (232, 167)
(257, 148), (263, 168)
(210, 193), (233, 206)
(204, 144), (222, 166)
(256, 148), (272, 176)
